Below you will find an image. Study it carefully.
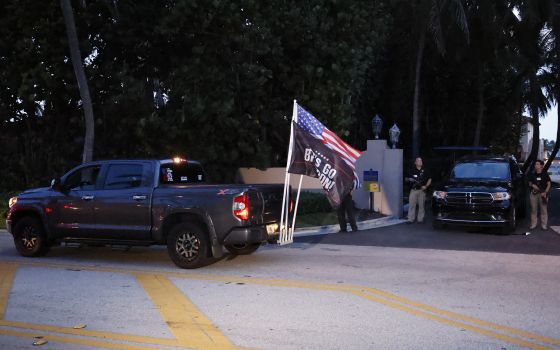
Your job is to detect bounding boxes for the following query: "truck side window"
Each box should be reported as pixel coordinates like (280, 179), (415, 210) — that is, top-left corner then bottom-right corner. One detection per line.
(65, 166), (101, 191)
(103, 164), (144, 190)
(160, 163), (206, 184)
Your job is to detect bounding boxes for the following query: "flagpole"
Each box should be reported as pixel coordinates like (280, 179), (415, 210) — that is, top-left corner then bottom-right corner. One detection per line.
(289, 174), (304, 242)
(279, 100), (297, 244)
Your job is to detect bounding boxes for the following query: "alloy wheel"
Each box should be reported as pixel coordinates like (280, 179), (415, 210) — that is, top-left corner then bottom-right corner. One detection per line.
(21, 225), (39, 250)
(175, 232), (200, 261)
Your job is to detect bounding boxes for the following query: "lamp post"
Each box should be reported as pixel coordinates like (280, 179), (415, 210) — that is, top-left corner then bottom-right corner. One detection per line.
(389, 123), (401, 149)
(372, 114), (383, 139)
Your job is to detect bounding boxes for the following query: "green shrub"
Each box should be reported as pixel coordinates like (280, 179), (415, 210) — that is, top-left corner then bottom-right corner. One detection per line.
(294, 191), (333, 215)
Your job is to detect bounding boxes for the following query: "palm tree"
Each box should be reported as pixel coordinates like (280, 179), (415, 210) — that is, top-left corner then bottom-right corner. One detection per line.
(411, 0), (469, 157)
(512, 0), (554, 173)
(542, 1), (560, 171)
(60, 0), (95, 163)
(469, 1), (517, 147)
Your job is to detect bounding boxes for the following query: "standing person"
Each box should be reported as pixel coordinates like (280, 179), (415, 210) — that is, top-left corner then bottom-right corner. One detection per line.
(406, 157), (432, 224)
(337, 191), (358, 232)
(528, 160), (551, 230)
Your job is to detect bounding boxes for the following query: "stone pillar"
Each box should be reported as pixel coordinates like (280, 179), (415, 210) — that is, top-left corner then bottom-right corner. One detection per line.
(353, 140), (403, 218)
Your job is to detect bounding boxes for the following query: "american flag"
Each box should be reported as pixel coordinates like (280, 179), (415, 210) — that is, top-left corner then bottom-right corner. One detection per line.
(295, 104), (362, 186)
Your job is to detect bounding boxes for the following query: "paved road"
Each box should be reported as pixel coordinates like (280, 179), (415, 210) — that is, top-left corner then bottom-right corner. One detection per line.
(297, 185), (560, 256)
(0, 186), (559, 349)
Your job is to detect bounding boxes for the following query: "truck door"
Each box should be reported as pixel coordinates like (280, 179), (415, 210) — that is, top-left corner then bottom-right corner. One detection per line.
(54, 165), (101, 237)
(93, 162), (152, 240)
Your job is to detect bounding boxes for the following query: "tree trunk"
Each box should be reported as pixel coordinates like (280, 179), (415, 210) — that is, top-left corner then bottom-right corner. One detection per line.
(412, 30), (426, 158)
(522, 104), (541, 174)
(473, 66), (485, 147)
(544, 103), (559, 172)
(61, 0), (95, 163)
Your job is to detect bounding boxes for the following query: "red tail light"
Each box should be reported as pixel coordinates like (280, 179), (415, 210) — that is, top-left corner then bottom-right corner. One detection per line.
(289, 199), (294, 213)
(233, 193), (250, 220)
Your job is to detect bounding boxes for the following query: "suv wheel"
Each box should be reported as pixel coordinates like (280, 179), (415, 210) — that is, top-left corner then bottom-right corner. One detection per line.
(502, 206), (516, 234)
(13, 217), (50, 257)
(167, 222), (209, 269)
(225, 243), (260, 255)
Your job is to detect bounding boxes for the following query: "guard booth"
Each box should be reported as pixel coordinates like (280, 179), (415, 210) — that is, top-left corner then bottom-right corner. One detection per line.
(353, 139), (403, 218)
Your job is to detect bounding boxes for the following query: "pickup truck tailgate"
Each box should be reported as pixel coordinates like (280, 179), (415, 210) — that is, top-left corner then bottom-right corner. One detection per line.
(246, 185), (285, 225)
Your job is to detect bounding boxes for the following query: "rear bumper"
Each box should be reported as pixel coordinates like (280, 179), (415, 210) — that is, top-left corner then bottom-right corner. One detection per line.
(223, 225), (273, 245)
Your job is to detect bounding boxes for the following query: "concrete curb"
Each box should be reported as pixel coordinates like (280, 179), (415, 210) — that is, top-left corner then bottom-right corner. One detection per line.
(294, 216), (406, 237)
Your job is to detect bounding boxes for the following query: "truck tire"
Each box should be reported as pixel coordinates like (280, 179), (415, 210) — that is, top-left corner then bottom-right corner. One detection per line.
(13, 216), (50, 257)
(167, 222), (209, 269)
(225, 243), (260, 255)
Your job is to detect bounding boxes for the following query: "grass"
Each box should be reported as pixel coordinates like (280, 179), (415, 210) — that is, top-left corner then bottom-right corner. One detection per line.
(295, 212), (339, 228)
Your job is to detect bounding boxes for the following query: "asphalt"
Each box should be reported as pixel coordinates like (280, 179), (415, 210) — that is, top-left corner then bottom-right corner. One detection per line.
(296, 185), (560, 256)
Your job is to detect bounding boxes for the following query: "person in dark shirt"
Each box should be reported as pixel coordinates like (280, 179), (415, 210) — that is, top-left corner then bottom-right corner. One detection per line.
(406, 157), (432, 224)
(527, 159), (552, 230)
(337, 191), (358, 232)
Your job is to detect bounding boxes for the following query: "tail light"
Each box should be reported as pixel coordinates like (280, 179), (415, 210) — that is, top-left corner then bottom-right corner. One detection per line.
(289, 198), (294, 213)
(233, 193), (250, 220)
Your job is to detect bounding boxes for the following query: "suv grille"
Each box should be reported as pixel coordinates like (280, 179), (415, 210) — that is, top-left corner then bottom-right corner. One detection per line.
(446, 192), (493, 205)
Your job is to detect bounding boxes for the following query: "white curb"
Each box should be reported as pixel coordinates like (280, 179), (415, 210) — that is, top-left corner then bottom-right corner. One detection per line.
(294, 216), (407, 237)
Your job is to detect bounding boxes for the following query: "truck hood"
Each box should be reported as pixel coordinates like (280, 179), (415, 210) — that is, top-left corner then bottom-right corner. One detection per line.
(19, 187), (51, 196)
(442, 180), (510, 193)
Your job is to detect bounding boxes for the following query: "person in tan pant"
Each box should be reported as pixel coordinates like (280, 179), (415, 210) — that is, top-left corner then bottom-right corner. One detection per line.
(407, 157), (432, 224)
(528, 160), (551, 230)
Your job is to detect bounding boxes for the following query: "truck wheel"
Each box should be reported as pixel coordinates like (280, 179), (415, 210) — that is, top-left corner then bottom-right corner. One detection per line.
(167, 222), (209, 269)
(13, 217), (50, 257)
(225, 243), (260, 255)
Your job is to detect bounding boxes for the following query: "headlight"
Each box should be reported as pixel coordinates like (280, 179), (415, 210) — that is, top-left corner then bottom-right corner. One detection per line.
(491, 192), (511, 201)
(8, 197), (17, 208)
(433, 191), (447, 199)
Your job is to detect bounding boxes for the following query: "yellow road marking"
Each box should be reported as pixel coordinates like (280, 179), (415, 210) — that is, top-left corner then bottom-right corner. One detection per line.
(351, 290), (552, 350)
(0, 328), (162, 350)
(136, 273), (236, 350)
(2, 259), (559, 349)
(0, 319), (181, 347)
(0, 263), (17, 319)
(358, 286), (560, 347)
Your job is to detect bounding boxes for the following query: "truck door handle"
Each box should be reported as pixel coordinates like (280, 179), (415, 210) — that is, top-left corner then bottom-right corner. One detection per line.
(133, 195), (147, 201)
(81, 195), (95, 201)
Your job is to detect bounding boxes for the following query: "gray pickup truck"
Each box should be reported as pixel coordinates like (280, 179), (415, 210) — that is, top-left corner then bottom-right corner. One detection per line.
(5, 159), (287, 268)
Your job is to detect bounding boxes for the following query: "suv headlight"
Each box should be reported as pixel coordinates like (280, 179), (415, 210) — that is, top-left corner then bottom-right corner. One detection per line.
(491, 192), (511, 201)
(8, 197), (17, 208)
(433, 191), (447, 199)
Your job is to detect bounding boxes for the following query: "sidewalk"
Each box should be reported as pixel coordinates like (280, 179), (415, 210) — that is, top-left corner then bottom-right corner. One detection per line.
(294, 216), (406, 237)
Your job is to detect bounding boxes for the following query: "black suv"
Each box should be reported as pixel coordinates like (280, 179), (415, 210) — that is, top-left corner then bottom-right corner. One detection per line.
(431, 156), (526, 232)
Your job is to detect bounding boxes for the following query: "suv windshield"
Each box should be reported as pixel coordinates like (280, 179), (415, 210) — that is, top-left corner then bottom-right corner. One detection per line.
(159, 162), (206, 184)
(450, 161), (510, 181)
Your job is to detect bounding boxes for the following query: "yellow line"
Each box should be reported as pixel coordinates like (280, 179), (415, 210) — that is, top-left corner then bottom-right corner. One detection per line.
(0, 319), (181, 347)
(136, 273), (236, 350)
(351, 290), (552, 350)
(0, 328), (162, 350)
(358, 287), (560, 347)
(0, 263), (17, 319)
(3, 260), (560, 349)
